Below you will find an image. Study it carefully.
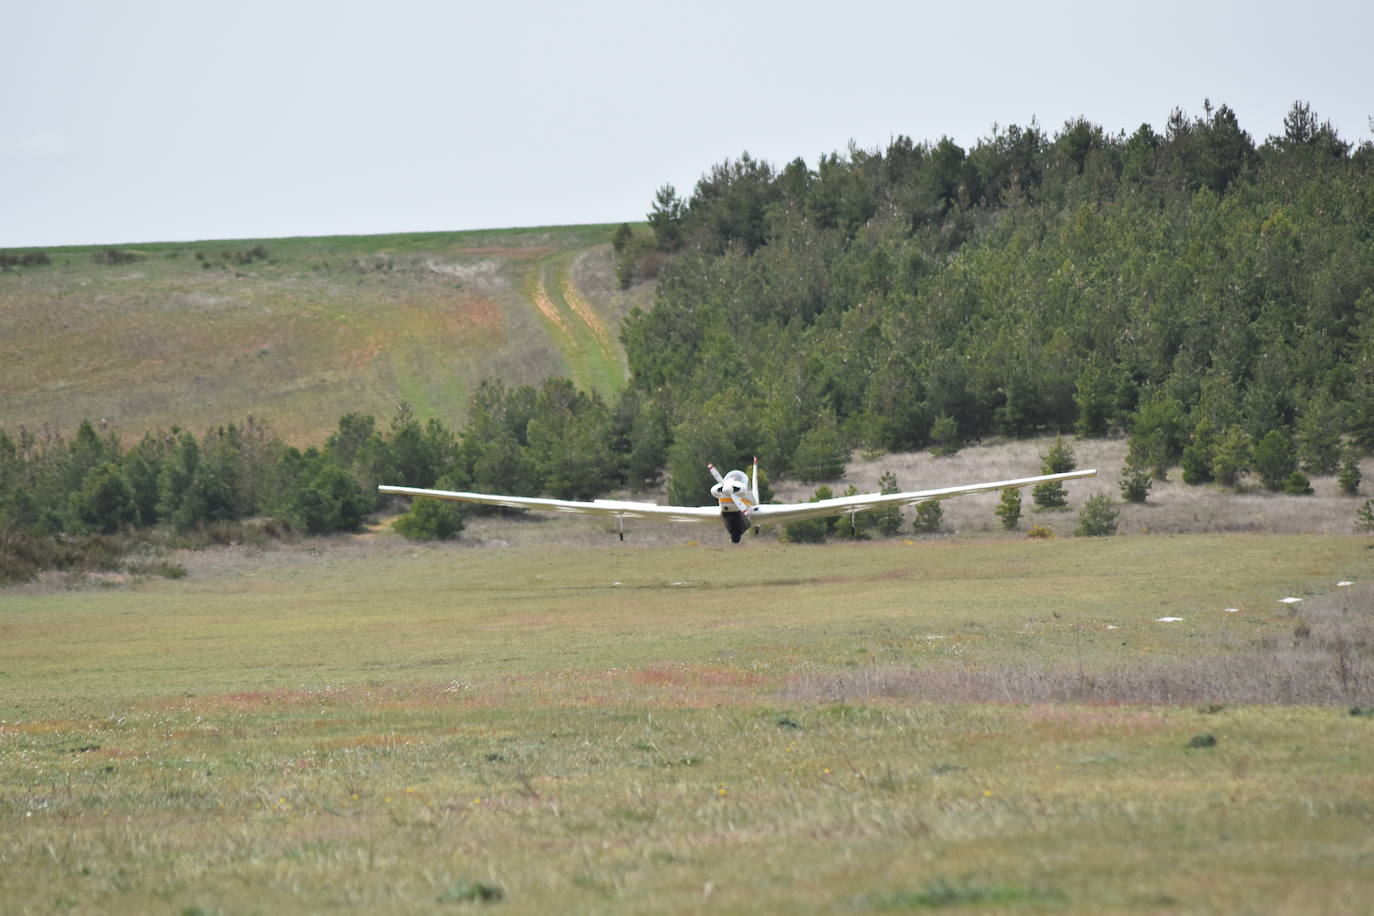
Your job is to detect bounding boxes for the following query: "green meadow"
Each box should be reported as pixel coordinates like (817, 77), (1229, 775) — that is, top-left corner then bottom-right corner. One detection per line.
(3, 534), (1372, 913)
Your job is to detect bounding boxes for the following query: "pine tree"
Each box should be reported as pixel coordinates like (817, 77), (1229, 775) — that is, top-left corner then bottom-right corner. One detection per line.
(1075, 493), (1119, 536)
(913, 499), (944, 534)
(393, 476), (467, 540)
(1337, 448), (1362, 496)
(1180, 419), (1217, 484)
(1253, 429), (1298, 492)
(1211, 425), (1253, 489)
(994, 487), (1022, 529)
(1118, 464), (1152, 503)
(783, 485), (836, 543)
(1357, 499), (1374, 533)
(874, 471), (904, 536)
(68, 462), (136, 534)
(1033, 436), (1075, 509)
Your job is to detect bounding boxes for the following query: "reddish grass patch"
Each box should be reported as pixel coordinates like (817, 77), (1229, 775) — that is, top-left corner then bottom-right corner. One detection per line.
(631, 664), (766, 689)
(193, 688), (343, 711)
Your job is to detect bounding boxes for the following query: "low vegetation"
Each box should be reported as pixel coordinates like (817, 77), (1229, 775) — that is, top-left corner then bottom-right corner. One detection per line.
(2, 536), (1370, 912)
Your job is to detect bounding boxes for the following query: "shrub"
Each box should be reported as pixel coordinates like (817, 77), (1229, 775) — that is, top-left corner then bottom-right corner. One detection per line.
(929, 414), (959, 456)
(1, 251), (50, 268)
(1027, 524), (1055, 539)
(1282, 471), (1313, 495)
(286, 462), (370, 534)
(834, 485), (868, 539)
(1338, 449), (1362, 496)
(1075, 493), (1119, 536)
(94, 247), (138, 265)
(393, 478), (467, 541)
(124, 560), (187, 579)
(912, 500), (943, 534)
(1118, 465), (1152, 503)
(614, 232), (662, 288)
(783, 486), (837, 543)
(873, 472), (904, 536)
(994, 487), (1022, 529)
(1357, 499), (1374, 533)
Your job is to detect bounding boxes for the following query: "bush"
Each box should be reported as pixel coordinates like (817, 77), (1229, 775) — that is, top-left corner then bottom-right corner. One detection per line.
(0, 531), (131, 585)
(873, 472), (904, 536)
(0, 251), (50, 269)
(1357, 499), (1374, 533)
(1027, 524), (1055, 539)
(94, 247), (139, 265)
(1282, 471), (1313, 495)
(929, 414), (960, 456)
(286, 462), (371, 534)
(1338, 449), (1362, 496)
(1075, 493), (1119, 536)
(913, 500), (943, 534)
(393, 480), (467, 541)
(1118, 465), (1152, 504)
(783, 486), (837, 543)
(834, 485), (869, 539)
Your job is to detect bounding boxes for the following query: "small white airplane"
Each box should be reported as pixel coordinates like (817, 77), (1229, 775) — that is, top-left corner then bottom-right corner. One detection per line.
(379, 460), (1096, 543)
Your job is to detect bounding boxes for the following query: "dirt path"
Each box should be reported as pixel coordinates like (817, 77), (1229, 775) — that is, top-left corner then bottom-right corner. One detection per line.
(524, 251), (623, 398)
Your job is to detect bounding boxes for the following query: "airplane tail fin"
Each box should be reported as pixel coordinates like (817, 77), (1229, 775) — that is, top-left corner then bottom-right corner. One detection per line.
(751, 457), (760, 505)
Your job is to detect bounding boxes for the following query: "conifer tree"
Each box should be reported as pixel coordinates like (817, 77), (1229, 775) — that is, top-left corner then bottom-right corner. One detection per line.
(1033, 436), (1075, 509)
(994, 487), (1022, 529)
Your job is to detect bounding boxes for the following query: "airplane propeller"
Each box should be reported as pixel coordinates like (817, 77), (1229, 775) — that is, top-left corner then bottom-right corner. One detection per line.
(708, 463), (752, 517)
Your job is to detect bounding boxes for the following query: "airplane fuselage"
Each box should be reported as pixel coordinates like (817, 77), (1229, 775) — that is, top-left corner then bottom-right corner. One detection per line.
(721, 508), (750, 543)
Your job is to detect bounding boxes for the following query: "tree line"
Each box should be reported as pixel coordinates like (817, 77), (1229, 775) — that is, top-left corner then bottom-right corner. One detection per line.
(0, 379), (644, 583)
(615, 100), (1374, 496)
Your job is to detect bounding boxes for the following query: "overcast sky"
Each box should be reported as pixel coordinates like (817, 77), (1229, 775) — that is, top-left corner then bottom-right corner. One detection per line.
(4, 0), (1371, 248)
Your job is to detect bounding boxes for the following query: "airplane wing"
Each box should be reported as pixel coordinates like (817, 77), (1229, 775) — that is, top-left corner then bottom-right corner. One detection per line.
(747, 469), (1097, 525)
(381, 469), (1095, 529)
(377, 485), (720, 524)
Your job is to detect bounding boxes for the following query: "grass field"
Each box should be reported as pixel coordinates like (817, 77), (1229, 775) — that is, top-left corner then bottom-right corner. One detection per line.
(3, 533), (1372, 913)
(0, 226), (645, 444)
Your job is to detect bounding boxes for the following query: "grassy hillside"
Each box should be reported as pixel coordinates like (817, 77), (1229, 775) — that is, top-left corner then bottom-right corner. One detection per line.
(0, 225), (648, 443)
(2, 535), (1371, 912)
